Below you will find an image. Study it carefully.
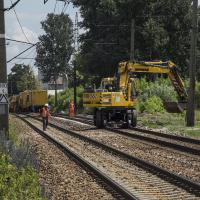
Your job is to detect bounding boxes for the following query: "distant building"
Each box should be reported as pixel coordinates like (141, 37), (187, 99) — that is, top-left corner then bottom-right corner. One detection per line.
(38, 70), (68, 96)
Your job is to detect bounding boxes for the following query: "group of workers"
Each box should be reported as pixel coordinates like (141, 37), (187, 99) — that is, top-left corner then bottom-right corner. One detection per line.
(40, 100), (75, 131)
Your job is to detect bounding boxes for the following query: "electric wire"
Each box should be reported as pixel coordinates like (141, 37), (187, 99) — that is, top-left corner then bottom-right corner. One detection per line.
(2, 0), (21, 12)
(7, 43), (37, 64)
(9, 46), (36, 66)
(9, 0), (31, 43)
(54, 0), (58, 13)
(61, 1), (70, 14)
(6, 38), (34, 45)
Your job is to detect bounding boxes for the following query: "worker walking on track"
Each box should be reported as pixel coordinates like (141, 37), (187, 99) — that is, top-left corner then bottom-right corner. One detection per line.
(40, 103), (51, 131)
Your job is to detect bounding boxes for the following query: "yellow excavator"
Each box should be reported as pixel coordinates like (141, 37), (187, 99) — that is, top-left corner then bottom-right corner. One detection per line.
(83, 60), (188, 128)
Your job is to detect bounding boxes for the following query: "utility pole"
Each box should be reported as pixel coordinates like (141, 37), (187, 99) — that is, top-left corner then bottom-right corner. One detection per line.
(130, 19), (135, 61)
(73, 12), (79, 113)
(0, 0), (9, 135)
(186, 0), (198, 127)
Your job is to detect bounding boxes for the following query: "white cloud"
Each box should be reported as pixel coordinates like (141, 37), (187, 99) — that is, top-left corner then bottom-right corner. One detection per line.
(6, 25), (38, 74)
(5, 1), (79, 75)
(13, 26), (38, 43)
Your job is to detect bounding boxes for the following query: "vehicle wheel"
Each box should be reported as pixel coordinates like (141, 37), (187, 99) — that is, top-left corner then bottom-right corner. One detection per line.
(123, 113), (132, 128)
(96, 110), (105, 128)
(93, 112), (96, 126)
(131, 110), (137, 127)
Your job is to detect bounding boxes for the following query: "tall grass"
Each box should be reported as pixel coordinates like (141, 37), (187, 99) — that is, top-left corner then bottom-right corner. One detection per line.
(0, 121), (47, 199)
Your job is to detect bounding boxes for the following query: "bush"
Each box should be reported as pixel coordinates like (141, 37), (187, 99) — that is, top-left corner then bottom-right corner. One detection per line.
(195, 82), (200, 108)
(136, 78), (177, 102)
(0, 122), (46, 200)
(139, 96), (165, 113)
(49, 85), (84, 113)
(0, 154), (44, 200)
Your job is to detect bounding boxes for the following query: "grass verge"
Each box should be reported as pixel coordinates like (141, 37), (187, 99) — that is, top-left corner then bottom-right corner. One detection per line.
(138, 110), (200, 138)
(0, 117), (46, 200)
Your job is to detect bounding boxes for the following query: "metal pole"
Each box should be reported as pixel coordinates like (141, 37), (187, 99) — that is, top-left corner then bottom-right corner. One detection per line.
(73, 64), (77, 114)
(0, 0), (9, 134)
(186, 0), (198, 127)
(73, 12), (79, 114)
(130, 19), (135, 61)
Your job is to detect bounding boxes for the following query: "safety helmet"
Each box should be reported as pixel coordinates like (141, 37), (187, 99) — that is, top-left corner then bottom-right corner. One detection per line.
(44, 103), (49, 107)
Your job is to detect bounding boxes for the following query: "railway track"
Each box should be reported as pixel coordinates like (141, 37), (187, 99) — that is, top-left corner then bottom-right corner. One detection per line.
(23, 114), (200, 199)
(16, 114), (138, 200)
(54, 114), (200, 156)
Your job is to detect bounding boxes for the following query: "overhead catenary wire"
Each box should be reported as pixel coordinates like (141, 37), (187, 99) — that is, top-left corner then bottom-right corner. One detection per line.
(9, 0), (30, 43)
(7, 43), (37, 64)
(54, 0), (58, 13)
(61, 1), (70, 14)
(2, 0), (21, 12)
(6, 38), (34, 45)
(9, 47), (37, 66)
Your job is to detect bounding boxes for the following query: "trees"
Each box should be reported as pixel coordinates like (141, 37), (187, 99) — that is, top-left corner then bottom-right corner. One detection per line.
(8, 64), (40, 95)
(72, 0), (192, 84)
(35, 13), (74, 106)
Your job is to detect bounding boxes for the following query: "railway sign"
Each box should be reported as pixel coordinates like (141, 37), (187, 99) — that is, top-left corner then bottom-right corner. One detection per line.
(0, 94), (8, 104)
(0, 83), (8, 94)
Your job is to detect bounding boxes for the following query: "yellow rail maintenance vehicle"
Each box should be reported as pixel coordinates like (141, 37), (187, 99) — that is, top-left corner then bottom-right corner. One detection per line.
(83, 60), (188, 128)
(19, 90), (48, 112)
(9, 95), (19, 112)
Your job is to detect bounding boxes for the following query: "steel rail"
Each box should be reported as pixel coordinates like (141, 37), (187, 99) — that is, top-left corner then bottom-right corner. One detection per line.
(16, 114), (139, 200)
(54, 114), (200, 156)
(131, 127), (200, 145)
(30, 114), (200, 196)
(107, 127), (200, 156)
(74, 114), (200, 145)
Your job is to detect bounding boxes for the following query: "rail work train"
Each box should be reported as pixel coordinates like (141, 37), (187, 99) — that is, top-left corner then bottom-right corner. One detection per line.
(9, 90), (48, 112)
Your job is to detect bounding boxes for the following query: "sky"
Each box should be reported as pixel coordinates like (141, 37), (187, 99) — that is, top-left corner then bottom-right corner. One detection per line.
(4, 0), (78, 74)
(4, 0), (200, 75)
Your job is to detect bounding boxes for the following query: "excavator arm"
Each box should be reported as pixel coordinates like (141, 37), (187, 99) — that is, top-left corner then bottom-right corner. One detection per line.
(118, 60), (188, 103)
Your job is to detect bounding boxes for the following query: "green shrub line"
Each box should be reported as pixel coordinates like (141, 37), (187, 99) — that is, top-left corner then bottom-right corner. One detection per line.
(48, 79), (200, 114)
(49, 85), (84, 113)
(0, 154), (44, 200)
(0, 120), (46, 200)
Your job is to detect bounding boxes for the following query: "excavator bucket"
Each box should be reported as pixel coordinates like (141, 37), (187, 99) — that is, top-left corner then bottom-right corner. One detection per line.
(164, 102), (186, 113)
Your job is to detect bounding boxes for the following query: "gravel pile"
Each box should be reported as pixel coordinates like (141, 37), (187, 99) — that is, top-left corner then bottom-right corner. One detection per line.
(11, 115), (116, 200)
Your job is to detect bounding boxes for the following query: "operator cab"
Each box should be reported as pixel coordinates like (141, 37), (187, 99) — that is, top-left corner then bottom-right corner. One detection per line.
(100, 78), (117, 92)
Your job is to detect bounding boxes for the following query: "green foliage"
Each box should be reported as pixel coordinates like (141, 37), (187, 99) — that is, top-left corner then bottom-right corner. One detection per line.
(135, 78), (181, 113)
(8, 64), (40, 95)
(49, 85), (84, 113)
(138, 111), (200, 138)
(0, 121), (45, 199)
(36, 13), (73, 83)
(36, 13), (74, 106)
(195, 82), (200, 108)
(9, 123), (20, 147)
(139, 96), (165, 113)
(137, 78), (177, 102)
(72, 0), (192, 84)
(0, 154), (44, 200)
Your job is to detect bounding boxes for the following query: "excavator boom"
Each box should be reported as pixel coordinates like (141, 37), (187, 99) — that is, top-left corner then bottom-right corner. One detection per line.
(83, 60), (187, 128)
(118, 60), (188, 103)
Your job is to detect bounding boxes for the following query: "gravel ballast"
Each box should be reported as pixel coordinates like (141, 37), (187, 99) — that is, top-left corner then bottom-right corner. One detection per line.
(11, 115), (116, 200)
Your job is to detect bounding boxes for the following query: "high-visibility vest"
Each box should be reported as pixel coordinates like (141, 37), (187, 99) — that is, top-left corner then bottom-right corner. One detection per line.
(69, 103), (75, 110)
(41, 107), (50, 118)
(69, 103), (75, 116)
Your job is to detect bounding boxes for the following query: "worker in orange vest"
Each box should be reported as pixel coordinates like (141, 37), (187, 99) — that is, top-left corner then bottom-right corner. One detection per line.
(40, 103), (51, 131)
(69, 100), (75, 117)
